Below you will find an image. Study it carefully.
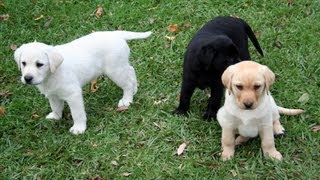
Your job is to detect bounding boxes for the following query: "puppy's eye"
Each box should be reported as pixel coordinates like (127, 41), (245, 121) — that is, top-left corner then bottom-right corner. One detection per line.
(254, 85), (261, 90)
(22, 62), (26, 66)
(36, 62), (44, 68)
(236, 85), (243, 90)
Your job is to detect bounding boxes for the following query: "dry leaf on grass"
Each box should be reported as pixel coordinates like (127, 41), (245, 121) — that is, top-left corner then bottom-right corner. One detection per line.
(0, 14), (9, 21)
(116, 106), (129, 112)
(298, 93), (309, 103)
(167, 24), (179, 32)
(273, 40), (282, 49)
(287, 0), (293, 5)
(44, 17), (53, 28)
(230, 14), (240, 18)
(164, 42), (170, 48)
(10, 44), (17, 51)
(31, 114), (40, 119)
(34, 15), (44, 21)
(165, 35), (176, 41)
(183, 23), (191, 29)
(23, 149), (34, 156)
(148, 18), (155, 24)
(254, 31), (261, 38)
(111, 160), (118, 166)
(153, 122), (161, 129)
(230, 170), (237, 177)
(95, 5), (104, 18)
(0, 106), (5, 116)
(0, 91), (13, 98)
(177, 143), (187, 155)
(311, 125), (320, 132)
(0, 2), (5, 8)
(72, 159), (83, 167)
(91, 175), (103, 180)
(153, 98), (168, 105)
(122, 172), (132, 177)
(147, 7), (157, 11)
(90, 80), (98, 93)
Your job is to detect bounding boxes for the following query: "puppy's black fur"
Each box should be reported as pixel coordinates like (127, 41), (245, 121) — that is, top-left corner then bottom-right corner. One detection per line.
(174, 16), (264, 119)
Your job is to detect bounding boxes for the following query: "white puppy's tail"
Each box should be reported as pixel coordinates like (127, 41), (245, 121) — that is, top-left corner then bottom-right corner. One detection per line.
(278, 106), (304, 115)
(115, 31), (152, 40)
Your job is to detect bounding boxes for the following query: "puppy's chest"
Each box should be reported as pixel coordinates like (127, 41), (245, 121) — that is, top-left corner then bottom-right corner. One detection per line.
(36, 83), (70, 99)
(37, 85), (59, 97)
(195, 71), (218, 89)
(237, 119), (260, 138)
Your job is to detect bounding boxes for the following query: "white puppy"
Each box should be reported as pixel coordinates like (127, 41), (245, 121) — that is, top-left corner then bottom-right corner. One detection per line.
(217, 61), (304, 161)
(14, 30), (152, 134)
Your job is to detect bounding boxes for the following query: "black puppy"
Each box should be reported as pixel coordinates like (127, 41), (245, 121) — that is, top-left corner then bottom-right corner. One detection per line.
(174, 16), (264, 119)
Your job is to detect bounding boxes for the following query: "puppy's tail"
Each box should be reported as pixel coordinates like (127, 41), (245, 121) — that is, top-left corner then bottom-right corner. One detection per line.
(115, 31), (152, 40)
(243, 21), (264, 57)
(278, 106), (304, 116)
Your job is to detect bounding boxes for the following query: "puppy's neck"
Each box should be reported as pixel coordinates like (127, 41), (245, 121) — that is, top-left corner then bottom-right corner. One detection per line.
(36, 73), (58, 97)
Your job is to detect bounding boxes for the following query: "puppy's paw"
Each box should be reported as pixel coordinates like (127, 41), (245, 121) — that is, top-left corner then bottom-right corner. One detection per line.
(46, 112), (61, 120)
(118, 99), (132, 107)
(69, 124), (87, 135)
(265, 150), (283, 161)
(221, 150), (234, 161)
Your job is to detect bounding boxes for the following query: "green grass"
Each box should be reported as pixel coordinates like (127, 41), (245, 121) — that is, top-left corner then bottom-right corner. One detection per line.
(1, 0), (320, 179)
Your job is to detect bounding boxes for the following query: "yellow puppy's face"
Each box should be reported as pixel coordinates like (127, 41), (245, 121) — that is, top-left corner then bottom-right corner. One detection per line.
(222, 61), (275, 110)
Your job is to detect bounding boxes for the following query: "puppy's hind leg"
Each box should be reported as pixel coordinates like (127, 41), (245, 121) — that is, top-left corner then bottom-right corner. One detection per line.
(235, 135), (251, 145)
(273, 119), (285, 135)
(107, 65), (138, 107)
(46, 95), (64, 120)
(173, 80), (196, 116)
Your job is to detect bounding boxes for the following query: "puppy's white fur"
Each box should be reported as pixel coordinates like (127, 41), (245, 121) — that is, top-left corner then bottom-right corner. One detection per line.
(217, 61), (304, 161)
(14, 30), (152, 134)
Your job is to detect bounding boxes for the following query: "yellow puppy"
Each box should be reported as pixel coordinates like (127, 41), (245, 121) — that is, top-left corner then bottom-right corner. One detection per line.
(217, 61), (304, 161)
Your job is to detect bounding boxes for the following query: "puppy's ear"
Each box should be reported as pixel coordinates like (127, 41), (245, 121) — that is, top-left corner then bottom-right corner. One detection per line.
(45, 49), (64, 73)
(262, 65), (275, 94)
(221, 65), (236, 94)
(198, 45), (216, 70)
(14, 45), (24, 70)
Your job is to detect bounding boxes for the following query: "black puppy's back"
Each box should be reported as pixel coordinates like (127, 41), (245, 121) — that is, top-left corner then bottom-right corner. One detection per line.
(196, 16), (264, 59)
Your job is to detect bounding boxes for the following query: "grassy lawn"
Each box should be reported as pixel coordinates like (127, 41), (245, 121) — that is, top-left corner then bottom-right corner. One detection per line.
(1, 0), (320, 178)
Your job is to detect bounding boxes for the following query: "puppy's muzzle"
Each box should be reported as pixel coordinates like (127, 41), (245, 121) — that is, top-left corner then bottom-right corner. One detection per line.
(24, 75), (33, 84)
(243, 101), (253, 109)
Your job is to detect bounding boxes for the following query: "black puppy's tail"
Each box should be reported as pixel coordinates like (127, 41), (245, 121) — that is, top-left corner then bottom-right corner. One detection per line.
(243, 21), (264, 57)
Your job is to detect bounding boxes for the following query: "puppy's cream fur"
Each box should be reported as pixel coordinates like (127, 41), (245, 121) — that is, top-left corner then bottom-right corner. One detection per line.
(14, 30), (152, 134)
(217, 61), (304, 161)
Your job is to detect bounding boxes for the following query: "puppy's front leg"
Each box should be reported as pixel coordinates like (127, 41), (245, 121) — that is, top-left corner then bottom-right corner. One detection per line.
(259, 126), (282, 160)
(221, 128), (235, 161)
(174, 81), (196, 116)
(66, 92), (87, 135)
(203, 81), (224, 119)
(46, 95), (64, 120)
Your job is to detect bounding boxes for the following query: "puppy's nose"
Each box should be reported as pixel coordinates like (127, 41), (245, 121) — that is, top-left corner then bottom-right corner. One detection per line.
(243, 101), (253, 109)
(24, 75), (33, 83)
